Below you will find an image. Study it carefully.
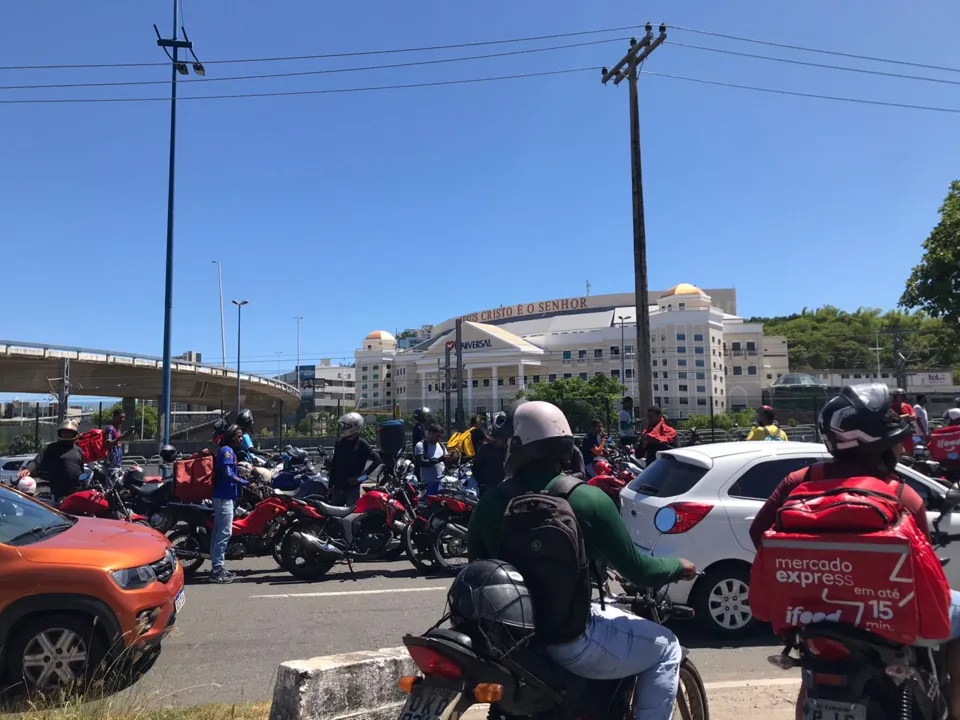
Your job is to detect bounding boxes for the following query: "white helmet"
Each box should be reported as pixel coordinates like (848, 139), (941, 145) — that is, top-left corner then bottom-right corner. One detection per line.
(338, 412), (364, 439)
(16, 476), (37, 496)
(504, 400), (574, 475)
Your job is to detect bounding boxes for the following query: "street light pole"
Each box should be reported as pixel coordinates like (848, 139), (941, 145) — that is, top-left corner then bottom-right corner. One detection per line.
(294, 316), (303, 391)
(618, 315), (626, 395)
(276, 351), (282, 379)
(212, 261), (226, 368)
(155, 3), (205, 445)
(232, 300), (248, 414)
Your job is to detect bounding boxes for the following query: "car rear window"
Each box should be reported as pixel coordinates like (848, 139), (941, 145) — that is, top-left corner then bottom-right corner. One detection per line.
(727, 457), (820, 500)
(627, 455), (708, 498)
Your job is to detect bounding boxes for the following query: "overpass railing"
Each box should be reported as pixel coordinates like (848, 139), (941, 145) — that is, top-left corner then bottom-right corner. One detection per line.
(0, 339), (300, 399)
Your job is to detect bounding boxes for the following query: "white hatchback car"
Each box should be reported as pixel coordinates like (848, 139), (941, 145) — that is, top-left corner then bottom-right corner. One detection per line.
(620, 441), (960, 640)
(0, 455), (32, 486)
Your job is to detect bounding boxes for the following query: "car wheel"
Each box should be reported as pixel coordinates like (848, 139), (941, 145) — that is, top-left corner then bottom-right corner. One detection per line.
(693, 563), (758, 639)
(6, 614), (107, 695)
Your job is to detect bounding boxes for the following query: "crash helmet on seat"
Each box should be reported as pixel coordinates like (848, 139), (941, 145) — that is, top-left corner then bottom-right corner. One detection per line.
(819, 383), (912, 463)
(592, 458), (612, 476)
(159, 444), (178, 463)
(16, 476), (37, 496)
(338, 412), (364, 439)
(447, 559), (536, 656)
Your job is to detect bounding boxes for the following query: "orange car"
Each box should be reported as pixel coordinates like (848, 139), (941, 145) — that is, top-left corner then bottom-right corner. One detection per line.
(0, 484), (185, 693)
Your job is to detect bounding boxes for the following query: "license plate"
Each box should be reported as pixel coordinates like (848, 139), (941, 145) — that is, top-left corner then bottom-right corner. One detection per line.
(174, 588), (186, 614)
(804, 698), (866, 720)
(397, 686), (463, 720)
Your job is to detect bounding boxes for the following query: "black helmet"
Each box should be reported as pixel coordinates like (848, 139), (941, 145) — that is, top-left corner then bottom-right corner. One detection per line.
(219, 424), (242, 446)
(412, 407), (431, 423)
(237, 409), (254, 429)
(447, 559), (536, 656)
(492, 398), (528, 440)
(819, 383), (912, 461)
(159, 444), (178, 463)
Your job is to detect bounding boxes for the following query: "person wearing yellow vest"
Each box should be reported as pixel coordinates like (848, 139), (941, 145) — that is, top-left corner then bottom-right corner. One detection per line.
(746, 405), (788, 441)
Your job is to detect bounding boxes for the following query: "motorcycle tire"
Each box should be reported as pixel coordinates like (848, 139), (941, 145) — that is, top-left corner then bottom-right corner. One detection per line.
(280, 528), (336, 581)
(167, 529), (206, 576)
(430, 516), (470, 576)
(677, 657), (709, 720)
(403, 522), (436, 573)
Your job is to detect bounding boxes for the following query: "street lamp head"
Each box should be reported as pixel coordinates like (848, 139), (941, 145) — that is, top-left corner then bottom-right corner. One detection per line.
(192, 62), (206, 76)
(232, 299), (248, 307)
(175, 62), (189, 76)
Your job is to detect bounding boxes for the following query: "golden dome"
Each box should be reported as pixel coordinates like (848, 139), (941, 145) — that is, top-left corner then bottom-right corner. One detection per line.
(364, 330), (396, 341)
(660, 283), (706, 298)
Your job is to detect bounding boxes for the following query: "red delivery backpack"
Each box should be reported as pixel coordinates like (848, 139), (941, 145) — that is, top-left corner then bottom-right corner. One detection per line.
(929, 426), (960, 470)
(76, 429), (108, 464)
(172, 449), (215, 503)
(751, 464), (951, 645)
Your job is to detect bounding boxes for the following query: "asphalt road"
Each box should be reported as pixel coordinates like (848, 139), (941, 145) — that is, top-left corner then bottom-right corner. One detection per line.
(125, 555), (800, 708)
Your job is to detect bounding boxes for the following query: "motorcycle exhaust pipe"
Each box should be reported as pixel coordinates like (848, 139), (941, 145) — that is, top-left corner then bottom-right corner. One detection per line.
(392, 520), (407, 534)
(298, 532), (344, 560)
(442, 523), (469, 540)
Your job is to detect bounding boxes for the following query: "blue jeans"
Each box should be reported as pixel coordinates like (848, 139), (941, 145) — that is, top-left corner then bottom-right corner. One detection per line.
(210, 498), (234, 574)
(546, 603), (681, 720)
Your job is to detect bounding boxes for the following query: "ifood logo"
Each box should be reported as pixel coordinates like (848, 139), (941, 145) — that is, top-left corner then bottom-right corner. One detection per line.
(785, 607), (843, 626)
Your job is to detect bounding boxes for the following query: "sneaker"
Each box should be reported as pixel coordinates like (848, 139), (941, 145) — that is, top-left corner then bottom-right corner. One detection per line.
(210, 570), (236, 584)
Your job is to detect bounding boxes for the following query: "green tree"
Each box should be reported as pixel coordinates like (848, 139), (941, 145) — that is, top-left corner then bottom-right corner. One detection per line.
(92, 402), (158, 440)
(2, 435), (41, 455)
(517, 375), (624, 432)
(901, 181), (960, 326)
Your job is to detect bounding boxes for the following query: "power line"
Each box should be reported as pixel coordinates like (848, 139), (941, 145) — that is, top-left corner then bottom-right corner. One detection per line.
(0, 66), (600, 104)
(0, 24), (646, 72)
(666, 40), (960, 88)
(640, 69), (960, 115)
(672, 25), (960, 76)
(0, 37), (625, 92)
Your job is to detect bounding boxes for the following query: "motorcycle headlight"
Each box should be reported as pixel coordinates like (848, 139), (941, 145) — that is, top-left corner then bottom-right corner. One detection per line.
(110, 563), (158, 590)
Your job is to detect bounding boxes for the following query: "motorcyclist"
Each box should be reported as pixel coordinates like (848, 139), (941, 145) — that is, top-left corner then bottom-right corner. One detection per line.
(891, 387), (919, 457)
(745, 405), (787, 441)
(329, 412), (381, 506)
(236, 409), (273, 484)
(640, 405), (677, 466)
(471, 412), (508, 495)
(18, 420), (85, 505)
(748, 383), (960, 720)
(411, 407), (430, 450)
(467, 400), (696, 720)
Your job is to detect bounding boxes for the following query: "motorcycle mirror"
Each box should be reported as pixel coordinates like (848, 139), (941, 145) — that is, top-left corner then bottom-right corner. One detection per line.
(944, 485), (960, 514)
(654, 506), (678, 534)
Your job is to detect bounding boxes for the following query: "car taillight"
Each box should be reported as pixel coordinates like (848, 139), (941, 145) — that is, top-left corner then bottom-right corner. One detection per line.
(407, 645), (463, 680)
(804, 637), (851, 660)
(663, 502), (713, 534)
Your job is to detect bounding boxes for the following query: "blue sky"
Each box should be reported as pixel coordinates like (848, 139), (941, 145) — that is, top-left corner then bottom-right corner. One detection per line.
(3, 0), (959, 400)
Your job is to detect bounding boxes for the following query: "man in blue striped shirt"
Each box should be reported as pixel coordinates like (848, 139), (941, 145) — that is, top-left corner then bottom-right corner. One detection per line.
(104, 409), (133, 469)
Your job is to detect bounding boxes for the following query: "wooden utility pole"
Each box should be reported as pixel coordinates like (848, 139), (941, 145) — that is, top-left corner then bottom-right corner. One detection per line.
(602, 23), (666, 414)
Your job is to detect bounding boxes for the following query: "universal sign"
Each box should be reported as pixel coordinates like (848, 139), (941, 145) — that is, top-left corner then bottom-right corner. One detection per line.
(461, 297), (589, 323)
(461, 339), (493, 351)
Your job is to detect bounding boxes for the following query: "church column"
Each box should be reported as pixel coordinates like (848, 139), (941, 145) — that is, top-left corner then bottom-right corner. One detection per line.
(467, 367), (474, 412)
(491, 366), (500, 411)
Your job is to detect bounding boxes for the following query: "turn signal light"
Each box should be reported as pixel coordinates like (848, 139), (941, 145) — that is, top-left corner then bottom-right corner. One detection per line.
(474, 684), (503, 703)
(398, 676), (418, 694)
(663, 502), (713, 534)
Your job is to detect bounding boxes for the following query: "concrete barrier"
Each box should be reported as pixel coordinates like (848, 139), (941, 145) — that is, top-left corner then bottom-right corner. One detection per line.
(269, 646), (487, 720)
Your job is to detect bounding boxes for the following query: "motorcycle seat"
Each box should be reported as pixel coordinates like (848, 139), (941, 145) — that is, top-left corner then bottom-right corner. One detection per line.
(132, 482), (164, 498)
(307, 499), (355, 518)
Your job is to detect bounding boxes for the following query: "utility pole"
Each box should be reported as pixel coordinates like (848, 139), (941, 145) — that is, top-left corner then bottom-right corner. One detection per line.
(212, 261), (226, 368)
(294, 316), (303, 391)
(57, 358), (71, 423)
(444, 343), (453, 438)
(602, 23), (666, 415)
(155, 2), (205, 446)
(893, 332), (908, 392)
(455, 319), (465, 431)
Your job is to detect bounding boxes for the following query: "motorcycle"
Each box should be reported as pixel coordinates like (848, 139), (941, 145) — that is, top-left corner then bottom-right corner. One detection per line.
(165, 490), (323, 576)
(394, 506), (707, 720)
(272, 447), (330, 499)
(117, 464), (177, 532)
(768, 484), (960, 720)
(424, 488), (476, 576)
(58, 463), (150, 525)
(279, 473), (416, 581)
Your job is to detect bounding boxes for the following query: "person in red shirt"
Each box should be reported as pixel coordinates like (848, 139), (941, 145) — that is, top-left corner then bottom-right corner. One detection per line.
(749, 383), (960, 720)
(891, 387), (918, 457)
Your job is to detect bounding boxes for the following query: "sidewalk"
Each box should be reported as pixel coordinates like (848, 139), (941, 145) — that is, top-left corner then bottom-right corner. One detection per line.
(461, 680), (798, 719)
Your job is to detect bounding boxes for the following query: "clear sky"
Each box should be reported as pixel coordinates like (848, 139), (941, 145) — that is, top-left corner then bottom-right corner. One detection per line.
(3, 0), (959, 400)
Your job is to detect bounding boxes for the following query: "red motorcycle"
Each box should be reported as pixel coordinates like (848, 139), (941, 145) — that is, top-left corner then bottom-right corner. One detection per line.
(280, 476), (415, 581)
(166, 493), (322, 577)
(58, 463), (150, 525)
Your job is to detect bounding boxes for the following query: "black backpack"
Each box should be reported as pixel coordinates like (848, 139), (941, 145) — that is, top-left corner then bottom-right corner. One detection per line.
(497, 474), (592, 645)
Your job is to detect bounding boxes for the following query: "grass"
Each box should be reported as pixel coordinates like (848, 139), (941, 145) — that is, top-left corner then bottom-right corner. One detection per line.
(13, 702), (270, 720)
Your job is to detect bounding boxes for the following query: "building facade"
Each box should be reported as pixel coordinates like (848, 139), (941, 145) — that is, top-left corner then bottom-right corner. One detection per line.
(278, 360), (355, 414)
(355, 285), (790, 419)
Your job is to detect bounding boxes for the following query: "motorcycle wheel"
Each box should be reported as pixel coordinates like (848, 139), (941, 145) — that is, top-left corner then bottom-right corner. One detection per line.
(132, 518), (152, 528)
(272, 526), (292, 569)
(676, 657), (709, 720)
(403, 522), (436, 573)
(430, 517), (470, 576)
(280, 528), (336, 581)
(167, 529), (206, 576)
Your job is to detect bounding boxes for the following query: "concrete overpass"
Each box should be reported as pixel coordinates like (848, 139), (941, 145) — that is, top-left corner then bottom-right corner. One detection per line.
(0, 340), (301, 433)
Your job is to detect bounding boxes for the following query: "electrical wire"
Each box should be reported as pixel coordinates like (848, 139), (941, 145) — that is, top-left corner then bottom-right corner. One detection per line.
(0, 66), (601, 104)
(0, 24), (645, 72)
(640, 69), (960, 114)
(671, 25), (960, 76)
(666, 41), (960, 87)
(0, 37), (625, 91)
